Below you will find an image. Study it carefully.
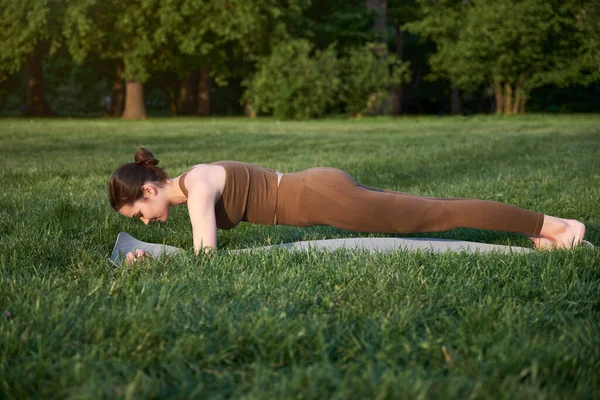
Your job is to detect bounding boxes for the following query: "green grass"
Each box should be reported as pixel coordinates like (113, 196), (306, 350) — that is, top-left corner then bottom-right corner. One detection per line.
(1, 115), (599, 399)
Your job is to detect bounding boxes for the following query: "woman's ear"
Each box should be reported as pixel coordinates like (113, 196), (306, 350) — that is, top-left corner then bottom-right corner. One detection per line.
(141, 184), (157, 199)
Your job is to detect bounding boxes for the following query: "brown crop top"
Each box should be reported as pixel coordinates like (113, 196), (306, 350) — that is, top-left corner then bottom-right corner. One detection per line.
(178, 161), (279, 229)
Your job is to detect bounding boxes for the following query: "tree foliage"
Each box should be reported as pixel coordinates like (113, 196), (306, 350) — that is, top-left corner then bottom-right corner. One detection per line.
(578, 0), (600, 79)
(0, 0), (65, 115)
(1, 0), (599, 117)
(405, 0), (590, 114)
(0, 0), (62, 79)
(340, 43), (411, 116)
(64, 0), (176, 82)
(244, 39), (340, 119)
(285, 0), (374, 53)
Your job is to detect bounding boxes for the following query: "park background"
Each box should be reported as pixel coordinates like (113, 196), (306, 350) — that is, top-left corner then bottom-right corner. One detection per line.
(1, 0), (600, 118)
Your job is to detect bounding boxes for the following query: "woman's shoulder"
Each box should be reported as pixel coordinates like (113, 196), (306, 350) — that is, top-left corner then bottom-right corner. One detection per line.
(182, 163), (226, 177)
(182, 163), (227, 195)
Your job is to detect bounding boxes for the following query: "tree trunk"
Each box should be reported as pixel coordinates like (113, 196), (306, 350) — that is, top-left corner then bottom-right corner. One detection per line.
(409, 63), (423, 97)
(179, 70), (199, 115)
(451, 87), (462, 115)
(168, 97), (178, 116)
(518, 92), (527, 114)
(503, 82), (513, 115)
(25, 53), (54, 116)
(109, 60), (125, 117)
(196, 66), (211, 116)
(367, 0), (388, 43)
(512, 85), (521, 115)
(391, 27), (405, 115)
(122, 78), (148, 120)
(366, 0), (389, 115)
(512, 75), (526, 115)
(494, 80), (503, 114)
(244, 102), (256, 118)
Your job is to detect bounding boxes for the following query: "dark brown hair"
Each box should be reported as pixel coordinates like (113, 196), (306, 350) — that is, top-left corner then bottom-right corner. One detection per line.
(108, 148), (169, 210)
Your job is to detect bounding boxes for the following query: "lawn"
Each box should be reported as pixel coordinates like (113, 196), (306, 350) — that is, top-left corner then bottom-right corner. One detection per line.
(1, 115), (599, 399)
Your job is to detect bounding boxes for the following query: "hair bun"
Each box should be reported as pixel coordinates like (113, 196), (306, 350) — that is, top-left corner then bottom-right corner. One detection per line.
(134, 148), (159, 167)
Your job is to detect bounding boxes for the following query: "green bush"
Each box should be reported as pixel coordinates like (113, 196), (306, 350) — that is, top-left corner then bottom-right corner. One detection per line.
(340, 43), (411, 116)
(244, 40), (340, 119)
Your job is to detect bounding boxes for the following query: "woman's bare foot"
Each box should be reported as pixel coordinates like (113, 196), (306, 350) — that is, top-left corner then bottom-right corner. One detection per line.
(536, 215), (586, 249)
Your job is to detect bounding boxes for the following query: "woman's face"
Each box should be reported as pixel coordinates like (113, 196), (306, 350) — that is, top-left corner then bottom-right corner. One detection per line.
(119, 184), (170, 225)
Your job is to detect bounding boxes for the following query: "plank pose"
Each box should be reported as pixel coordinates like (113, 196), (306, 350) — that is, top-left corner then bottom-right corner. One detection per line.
(109, 148), (587, 258)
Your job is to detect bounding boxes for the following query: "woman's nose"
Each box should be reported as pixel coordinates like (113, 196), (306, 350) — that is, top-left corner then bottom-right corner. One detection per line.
(141, 217), (150, 225)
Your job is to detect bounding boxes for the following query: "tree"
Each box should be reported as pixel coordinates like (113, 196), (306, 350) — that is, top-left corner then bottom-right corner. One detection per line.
(189, 0), (311, 117)
(64, 0), (306, 118)
(388, 0), (422, 114)
(281, 0), (374, 53)
(165, 0), (266, 117)
(366, 0), (387, 44)
(578, 0), (600, 80)
(244, 39), (340, 119)
(340, 43), (411, 116)
(0, 0), (63, 116)
(64, 0), (184, 119)
(406, 0), (588, 114)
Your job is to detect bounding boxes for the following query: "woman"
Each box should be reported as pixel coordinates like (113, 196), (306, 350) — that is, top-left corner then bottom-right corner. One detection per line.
(109, 148), (587, 259)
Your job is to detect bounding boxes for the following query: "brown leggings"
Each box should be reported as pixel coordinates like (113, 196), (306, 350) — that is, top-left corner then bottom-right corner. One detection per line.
(275, 168), (544, 236)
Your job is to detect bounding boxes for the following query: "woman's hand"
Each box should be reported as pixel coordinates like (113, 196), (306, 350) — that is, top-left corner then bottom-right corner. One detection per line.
(125, 249), (151, 265)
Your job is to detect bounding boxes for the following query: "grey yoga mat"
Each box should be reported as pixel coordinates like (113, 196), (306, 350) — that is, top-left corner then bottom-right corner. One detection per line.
(243, 237), (533, 254)
(109, 232), (532, 266)
(109, 232), (183, 267)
